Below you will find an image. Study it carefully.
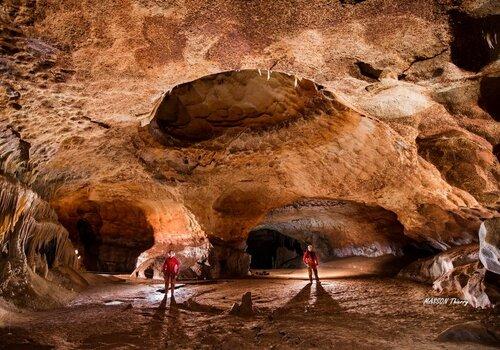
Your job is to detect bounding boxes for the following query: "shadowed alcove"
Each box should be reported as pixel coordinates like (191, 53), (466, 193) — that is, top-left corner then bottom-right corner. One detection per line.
(246, 229), (306, 269)
(55, 200), (156, 274)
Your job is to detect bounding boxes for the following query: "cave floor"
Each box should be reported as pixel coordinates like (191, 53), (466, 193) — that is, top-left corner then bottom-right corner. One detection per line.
(1, 275), (497, 349)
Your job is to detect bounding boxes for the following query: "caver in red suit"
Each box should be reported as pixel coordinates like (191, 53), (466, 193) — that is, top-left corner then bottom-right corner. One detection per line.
(303, 246), (320, 283)
(162, 252), (181, 298)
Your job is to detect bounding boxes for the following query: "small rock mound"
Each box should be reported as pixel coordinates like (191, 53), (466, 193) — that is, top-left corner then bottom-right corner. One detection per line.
(228, 291), (255, 317)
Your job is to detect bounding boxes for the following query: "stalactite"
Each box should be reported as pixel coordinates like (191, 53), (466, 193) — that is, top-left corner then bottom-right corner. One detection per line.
(0, 175), (78, 306)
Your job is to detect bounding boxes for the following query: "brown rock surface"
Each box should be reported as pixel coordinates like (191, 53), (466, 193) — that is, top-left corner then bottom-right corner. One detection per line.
(437, 319), (500, 346)
(399, 244), (499, 308)
(0, 0), (499, 293)
(479, 217), (500, 274)
(228, 291), (256, 317)
(0, 175), (79, 308)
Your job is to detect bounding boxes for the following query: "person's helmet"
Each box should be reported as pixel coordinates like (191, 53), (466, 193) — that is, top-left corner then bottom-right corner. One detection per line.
(307, 245), (313, 251)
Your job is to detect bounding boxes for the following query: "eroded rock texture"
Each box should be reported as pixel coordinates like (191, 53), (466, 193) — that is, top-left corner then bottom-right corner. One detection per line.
(399, 244), (499, 308)
(251, 199), (408, 260)
(0, 0), (499, 299)
(150, 70), (329, 142)
(0, 175), (78, 308)
(479, 217), (500, 274)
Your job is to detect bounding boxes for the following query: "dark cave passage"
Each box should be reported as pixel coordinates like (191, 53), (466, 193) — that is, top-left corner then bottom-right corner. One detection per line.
(479, 76), (499, 121)
(449, 11), (499, 72)
(38, 237), (57, 269)
(76, 218), (154, 274)
(246, 229), (306, 269)
(24, 237), (59, 276)
(77, 219), (101, 272)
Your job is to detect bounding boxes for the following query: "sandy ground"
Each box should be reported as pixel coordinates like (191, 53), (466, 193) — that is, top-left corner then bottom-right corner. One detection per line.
(1, 265), (498, 350)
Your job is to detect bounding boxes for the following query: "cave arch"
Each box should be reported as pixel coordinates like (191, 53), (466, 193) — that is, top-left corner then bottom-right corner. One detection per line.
(250, 198), (411, 263)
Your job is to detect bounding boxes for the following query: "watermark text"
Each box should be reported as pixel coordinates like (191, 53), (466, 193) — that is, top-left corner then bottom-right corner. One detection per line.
(423, 297), (468, 306)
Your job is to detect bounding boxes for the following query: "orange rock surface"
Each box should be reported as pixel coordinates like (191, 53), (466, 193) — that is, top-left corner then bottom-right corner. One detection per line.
(1, 0), (498, 280)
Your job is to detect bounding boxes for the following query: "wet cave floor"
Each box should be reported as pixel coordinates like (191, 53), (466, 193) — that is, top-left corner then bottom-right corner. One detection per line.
(1, 261), (497, 349)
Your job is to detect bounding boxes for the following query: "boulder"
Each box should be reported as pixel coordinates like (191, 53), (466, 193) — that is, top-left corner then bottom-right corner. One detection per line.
(399, 244), (497, 308)
(479, 217), (500, 274)
(398, 244), (478, 283)
(432, 261), (492, 308)
(437, 320), (500, 345)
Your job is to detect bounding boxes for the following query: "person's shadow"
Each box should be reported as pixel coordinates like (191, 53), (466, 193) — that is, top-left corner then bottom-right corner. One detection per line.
(149, 295), (168, 335)
(285, 283), (313, 306)
(148, 295), (189, 347)
(273, 282), (340, 319)
(272, 283), (311, 318)
(312, 282), (341, 311)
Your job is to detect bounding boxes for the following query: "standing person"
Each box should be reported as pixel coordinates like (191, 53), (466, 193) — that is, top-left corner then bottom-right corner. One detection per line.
(303, 245), (320, 283)
(162, 250), (181, 298)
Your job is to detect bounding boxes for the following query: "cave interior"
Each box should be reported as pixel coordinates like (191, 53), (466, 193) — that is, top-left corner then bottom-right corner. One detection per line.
(246, 229), (306, 269)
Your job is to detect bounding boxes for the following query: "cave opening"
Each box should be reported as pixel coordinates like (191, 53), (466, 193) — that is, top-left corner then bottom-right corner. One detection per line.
(22, 236), (58, 270)
(38, 237), (57, 269)
(144, 266), (154, 279)
(449, 11), (499, 72)
(246, 229), (306, 269)
(75, 218), (154, 274)
(76, 219), (101, 272)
